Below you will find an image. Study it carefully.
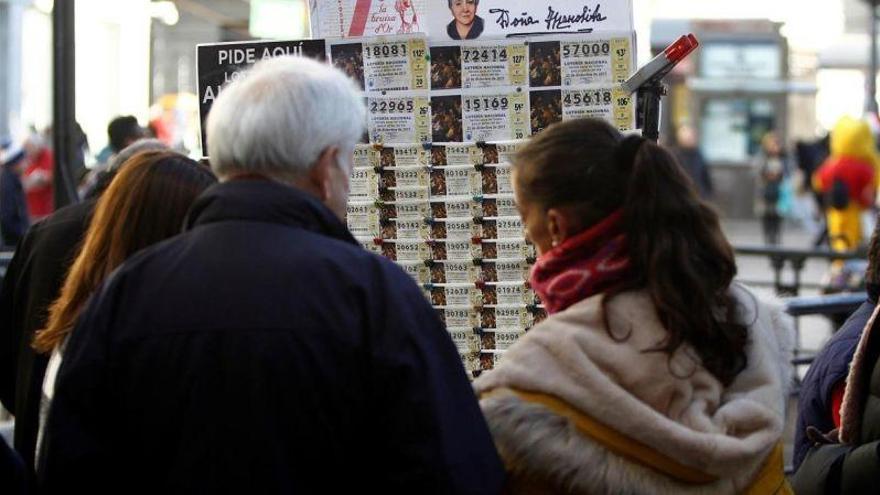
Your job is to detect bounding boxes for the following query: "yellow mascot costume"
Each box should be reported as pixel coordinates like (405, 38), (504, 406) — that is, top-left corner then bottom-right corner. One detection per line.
(813, 117), (879, 252)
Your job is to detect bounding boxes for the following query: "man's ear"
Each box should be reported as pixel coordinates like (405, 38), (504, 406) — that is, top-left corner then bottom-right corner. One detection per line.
(306, 147), (340, 201)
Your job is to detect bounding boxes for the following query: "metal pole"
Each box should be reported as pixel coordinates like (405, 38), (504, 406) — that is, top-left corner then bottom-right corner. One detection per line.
(867, 0), (879, 116)
(52, 0), (80, 208)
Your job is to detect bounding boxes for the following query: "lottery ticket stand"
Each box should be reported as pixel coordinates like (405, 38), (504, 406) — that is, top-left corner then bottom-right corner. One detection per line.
(196, 1), (689, 377)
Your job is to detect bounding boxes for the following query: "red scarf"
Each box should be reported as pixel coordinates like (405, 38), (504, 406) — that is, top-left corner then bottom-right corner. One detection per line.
(530, 210), (631, 314)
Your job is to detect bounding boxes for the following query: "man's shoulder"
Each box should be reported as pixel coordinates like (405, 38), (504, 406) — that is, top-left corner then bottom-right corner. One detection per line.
(821, 301), (874, 359)
(806, 301), (875, 385)
(13, 200), (94, 266)
(116, 221), (415, 289)
(33, 200), (94, 232)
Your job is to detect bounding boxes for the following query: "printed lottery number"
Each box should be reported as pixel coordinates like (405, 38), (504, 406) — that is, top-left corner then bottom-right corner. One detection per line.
(364, 43), (407, 59)
(463, 48), (509, 63)
(464, 97), (509, 112)
(563, 90), (613, 107)
(562, 42), (611, 58)
(370, 100), (416, 113)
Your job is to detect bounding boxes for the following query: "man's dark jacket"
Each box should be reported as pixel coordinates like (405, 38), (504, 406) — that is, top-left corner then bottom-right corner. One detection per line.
(794, 294), (877, 470)
(39, 180), (505, 494)
(0, 200), (96, 471)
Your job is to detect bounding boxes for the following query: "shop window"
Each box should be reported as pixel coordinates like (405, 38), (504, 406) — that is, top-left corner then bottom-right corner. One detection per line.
(700, 43), (782, 80)
(700, 98), (775, 163)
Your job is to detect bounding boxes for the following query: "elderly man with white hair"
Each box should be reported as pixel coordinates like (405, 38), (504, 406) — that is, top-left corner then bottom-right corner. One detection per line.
(38, 56), (505, 494)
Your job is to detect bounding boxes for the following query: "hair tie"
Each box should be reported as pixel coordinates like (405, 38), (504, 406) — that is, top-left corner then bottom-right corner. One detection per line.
(615, 134), (646, 170)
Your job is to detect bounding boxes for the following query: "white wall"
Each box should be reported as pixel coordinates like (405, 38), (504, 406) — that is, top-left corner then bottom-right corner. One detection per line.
(19, 6), (52, 135)
(75, 0), (151, 155)
(18, 0), (151, 156)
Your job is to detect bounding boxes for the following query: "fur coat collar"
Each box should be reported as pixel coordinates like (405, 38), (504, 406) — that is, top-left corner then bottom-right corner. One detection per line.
(473, 285), (794, 494)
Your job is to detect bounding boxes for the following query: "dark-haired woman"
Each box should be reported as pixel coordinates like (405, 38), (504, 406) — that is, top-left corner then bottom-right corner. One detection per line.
(474, 119), (794, 494)
(33, 150), (216, 466)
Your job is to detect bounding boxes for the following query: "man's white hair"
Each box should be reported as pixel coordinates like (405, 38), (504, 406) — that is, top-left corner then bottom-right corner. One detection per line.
(207, 55), (365, 180)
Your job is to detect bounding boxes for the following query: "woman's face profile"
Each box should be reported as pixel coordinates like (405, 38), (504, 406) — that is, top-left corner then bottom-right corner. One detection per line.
(511, 168), (553, 256)
(450, 0), (477, 28)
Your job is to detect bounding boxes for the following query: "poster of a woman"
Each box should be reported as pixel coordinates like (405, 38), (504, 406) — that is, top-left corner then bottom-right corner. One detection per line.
(446, 0), (483, 40)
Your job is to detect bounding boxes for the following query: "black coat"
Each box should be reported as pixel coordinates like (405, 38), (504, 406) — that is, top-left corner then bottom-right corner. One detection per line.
(792, 291), (880, 494)
(39, 180), (505, 494)
(0, 199), (95, 472)
(794, 297), (875, 470)
(0, 165), (30, 247)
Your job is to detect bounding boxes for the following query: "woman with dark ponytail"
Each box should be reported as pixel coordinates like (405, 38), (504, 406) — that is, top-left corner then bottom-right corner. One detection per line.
(474, 118), (795, 494)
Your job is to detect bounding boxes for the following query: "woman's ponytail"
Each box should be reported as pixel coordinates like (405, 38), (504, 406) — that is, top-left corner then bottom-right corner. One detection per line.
(515, 118), (748, 386)
(613, 139), (747, 385)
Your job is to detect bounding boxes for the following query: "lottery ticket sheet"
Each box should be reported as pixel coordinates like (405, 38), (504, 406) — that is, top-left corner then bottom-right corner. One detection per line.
(430, 39), (528, 90)
(366, 91), (432, 144)
(329, 35), (429, 91)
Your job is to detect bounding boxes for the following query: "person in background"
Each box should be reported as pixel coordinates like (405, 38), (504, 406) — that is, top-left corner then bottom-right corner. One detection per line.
(32, 150), (217, 467)
(80, 116), (145, 198)
(0, 139), (167, 475)
(0, 141), (30, 247)
(753, 131), (790, 246)
(670, 124), (713, 200)
(793, 216), (880, 472)
(792, 268), (880, 493)
(39, 56), (504, 494)
(94, 116), (144, 166)
(796, 134), (831, 246)
(474, 118), (794, 494)
(813, 116), (878, 252)
(22, 134), (54, 222)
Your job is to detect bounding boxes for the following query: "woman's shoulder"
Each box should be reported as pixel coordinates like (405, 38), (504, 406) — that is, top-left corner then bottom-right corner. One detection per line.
(729, 283), (794, 348)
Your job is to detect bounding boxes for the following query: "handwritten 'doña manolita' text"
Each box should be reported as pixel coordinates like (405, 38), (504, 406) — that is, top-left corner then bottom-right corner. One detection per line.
(489, 4), (609, 31)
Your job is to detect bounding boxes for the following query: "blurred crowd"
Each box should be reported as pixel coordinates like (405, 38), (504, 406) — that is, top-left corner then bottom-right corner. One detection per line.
(0, 115), (185, 248)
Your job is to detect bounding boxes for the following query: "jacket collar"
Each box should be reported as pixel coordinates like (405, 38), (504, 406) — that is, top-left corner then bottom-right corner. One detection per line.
(185, 177), (357, 246)
(867, 282), (880, 304)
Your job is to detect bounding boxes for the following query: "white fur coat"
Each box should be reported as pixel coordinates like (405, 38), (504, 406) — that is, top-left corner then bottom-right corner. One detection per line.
(473, 285), (794, 494)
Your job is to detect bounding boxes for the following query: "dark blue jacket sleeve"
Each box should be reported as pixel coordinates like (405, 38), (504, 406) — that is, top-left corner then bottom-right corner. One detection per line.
(794, 301), (874, 470)
(367, 262), (505, 494)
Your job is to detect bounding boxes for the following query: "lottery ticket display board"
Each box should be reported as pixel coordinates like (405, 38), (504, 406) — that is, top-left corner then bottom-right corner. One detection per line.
(349, 141), (546, 377)
(197, 31), (637, 376)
